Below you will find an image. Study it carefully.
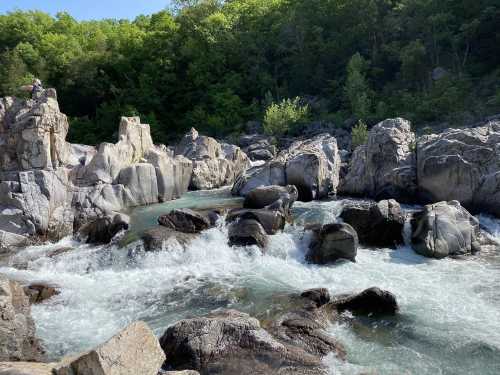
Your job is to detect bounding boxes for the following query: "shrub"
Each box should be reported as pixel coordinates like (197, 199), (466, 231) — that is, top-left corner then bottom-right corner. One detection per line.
(351, 120), (368, 150)
(263, 97), (309, 136)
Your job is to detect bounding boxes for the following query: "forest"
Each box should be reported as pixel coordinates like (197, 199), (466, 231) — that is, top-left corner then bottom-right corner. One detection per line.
(0, 0), (499, 145)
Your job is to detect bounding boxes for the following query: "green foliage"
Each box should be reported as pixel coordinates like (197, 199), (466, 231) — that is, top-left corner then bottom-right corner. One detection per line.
(263, 97), (309, 136)
(0, 0), (499, 145)
(345, 53), (372, 120)
(351, 120), (368, 150)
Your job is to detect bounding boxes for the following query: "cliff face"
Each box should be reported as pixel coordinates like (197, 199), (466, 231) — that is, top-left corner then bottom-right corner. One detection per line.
(0, 89), (192, 251)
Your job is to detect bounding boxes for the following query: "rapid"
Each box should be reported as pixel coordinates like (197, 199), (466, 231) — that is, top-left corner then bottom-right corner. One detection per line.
(1, 188), (499, 375)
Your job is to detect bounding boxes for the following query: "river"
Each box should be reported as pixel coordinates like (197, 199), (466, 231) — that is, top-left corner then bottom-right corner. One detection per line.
(1, 188), (499, 374)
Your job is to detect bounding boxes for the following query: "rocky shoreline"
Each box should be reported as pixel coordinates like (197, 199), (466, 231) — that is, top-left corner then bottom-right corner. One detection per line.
(1, 89), (500, 374)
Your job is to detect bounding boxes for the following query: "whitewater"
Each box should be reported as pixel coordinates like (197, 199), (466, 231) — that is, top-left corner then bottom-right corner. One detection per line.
(1, 189), (499, 375)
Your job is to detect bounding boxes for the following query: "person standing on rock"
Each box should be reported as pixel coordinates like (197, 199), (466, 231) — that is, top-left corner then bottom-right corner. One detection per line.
(19, 78), (45, 99)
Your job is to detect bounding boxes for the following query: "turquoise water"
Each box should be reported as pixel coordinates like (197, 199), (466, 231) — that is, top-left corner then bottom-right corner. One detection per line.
(0, 189), (499, 374)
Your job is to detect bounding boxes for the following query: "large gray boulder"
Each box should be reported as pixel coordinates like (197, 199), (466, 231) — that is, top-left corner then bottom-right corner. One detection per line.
(340, 199), (405, 248)
(175, 128), (250, 190)
(53, 321), (165, 375)
(243, 185), (298, 213)
(160, 309), (339, 375)
(306, 223), (358, 264)
(226, 208), (286, 235)
(233, 134), (341, 201)
(238, 134), (277, 161)
(411, 201), (482, 259)
(228, 218), (268, 249)
(0, 276), (45, 362)
(417, 122), (500, 216)
(332, 287), (399, 315)
(340, 118), (417, 202)
(158, 208), (211, 234)
(78, 212), (130, 244)
(0, 89), (70, 171)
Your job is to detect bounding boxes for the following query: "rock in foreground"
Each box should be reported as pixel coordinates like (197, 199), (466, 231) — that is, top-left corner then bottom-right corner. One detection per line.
(411, 201), (481, 259)
(0, 276), (45, 362)
(332, 287), (399, 315)
(158, 208), (211, 234)
(54, 321), (165, 375)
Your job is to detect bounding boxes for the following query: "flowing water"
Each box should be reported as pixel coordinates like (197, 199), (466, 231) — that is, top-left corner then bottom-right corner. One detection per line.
(1, 188), (500, 375)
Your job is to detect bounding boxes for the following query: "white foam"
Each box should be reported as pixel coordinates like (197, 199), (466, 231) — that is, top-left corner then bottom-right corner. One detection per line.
(1, 199), (499, 373)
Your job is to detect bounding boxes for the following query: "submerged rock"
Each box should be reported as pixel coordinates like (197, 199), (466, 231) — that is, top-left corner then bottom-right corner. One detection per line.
(158, 209), (211, 234)
(340, 199), (405, 248)
(141, 227), (196, 252)
(340, 118), (417, 202)
(228, 218), (268, 249)
(411, 201), (481, 259)
(332, 287), (399, 315)
(0, 276), (45, 362)
(53, 321), (165, 375)
(307, 223), (358, 264)
(300, 288), (331, 308)
(23, 283), (60, 304)
(233, 134), (341, 201)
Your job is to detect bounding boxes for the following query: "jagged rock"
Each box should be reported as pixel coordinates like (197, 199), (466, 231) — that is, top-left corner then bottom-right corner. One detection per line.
(160, 309), (337, 375)
(340, 118), (417, 202)
(158, 209), (211, 234)
(78, 212), (130, 244)
(233, 134), (341, 201)
(23, 283), (60, 304)
(340, 199), (405, 248)
(239, 134), (277, 161)
(307, 223), (358, 264)
(243, 185), (298, 213)
(0, 276), (45, 362)
(226, 208), (286, 235)
(417, 122), (500, 216)
(332, 287), (399, 315)
(175, 128), (250, 190)
(141, 227), (196, 251)
(411, 201), (481, 259)
(228, 218), (268, 249)
(0, 89), (70, 171)
(53, 321), (165, 375)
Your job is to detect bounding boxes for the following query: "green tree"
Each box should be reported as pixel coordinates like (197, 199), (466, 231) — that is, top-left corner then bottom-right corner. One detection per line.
(345, 53), (372, 119)
(263, 97), (309, 136)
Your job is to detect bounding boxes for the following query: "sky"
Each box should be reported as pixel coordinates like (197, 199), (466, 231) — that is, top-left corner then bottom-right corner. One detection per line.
(0, 0), (171, 21)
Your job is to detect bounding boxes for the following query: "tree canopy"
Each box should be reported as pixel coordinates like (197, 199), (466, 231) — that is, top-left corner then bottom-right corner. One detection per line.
(0, 0), (499, 144)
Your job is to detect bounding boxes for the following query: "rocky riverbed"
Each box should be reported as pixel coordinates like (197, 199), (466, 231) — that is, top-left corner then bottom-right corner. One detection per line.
(1, 89), (500, 374)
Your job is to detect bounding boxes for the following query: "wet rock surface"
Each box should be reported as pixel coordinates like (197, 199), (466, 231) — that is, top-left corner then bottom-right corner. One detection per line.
(411, 201), (482, 259)
(340, 199), (405, 248)
(158, 209), (211, 234)
(307, 223), (358, 264)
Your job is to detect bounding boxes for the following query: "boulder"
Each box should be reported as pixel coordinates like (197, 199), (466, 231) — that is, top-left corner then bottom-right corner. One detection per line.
(226, 208), (286, 235)
(300, 288), (331, 308)
(175, 128), (250, 190)
(238, 134), (277, 161)
(78, 212), (130, 244)
(0, 276), (45, 362)
(53, 321), (165, 375)
(23, 283), (60, 304)
(158, 209), (211, 234)
(332, 287), (399, 315)
(141, 227), (196, 252)
(160, 309), (336, 375)
(228, 219), (268, 249)
(411, 201), (481, 259)
(417, 122), (500, 216)
(233, 134), (341, 201)
(306, 223), (358, 264)
(243, 185), (298, 213)
(340, 199), (405, 248)
(340, 118), (417, 202)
